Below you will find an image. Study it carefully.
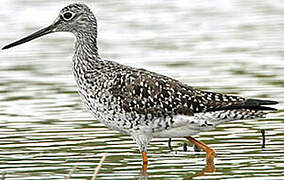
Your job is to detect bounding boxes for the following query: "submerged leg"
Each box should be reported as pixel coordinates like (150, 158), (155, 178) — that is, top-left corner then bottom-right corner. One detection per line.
(141, 151), (148, 172)
(140, 151), (148, 176)
(185, 136), (216, 172)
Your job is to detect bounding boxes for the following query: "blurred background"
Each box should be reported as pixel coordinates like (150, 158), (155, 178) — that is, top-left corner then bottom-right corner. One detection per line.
(0, 0), (283, 179)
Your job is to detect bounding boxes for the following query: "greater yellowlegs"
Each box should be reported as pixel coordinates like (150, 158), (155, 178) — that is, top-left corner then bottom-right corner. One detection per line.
(2, 3), (278, 173)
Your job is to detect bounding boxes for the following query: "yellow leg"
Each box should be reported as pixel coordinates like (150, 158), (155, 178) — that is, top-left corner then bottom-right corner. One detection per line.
(185, 136), (216, 172)
(141, 151), (148, 175)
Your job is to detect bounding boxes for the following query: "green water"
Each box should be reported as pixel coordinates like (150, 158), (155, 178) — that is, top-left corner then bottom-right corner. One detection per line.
(0, 0), (283, 179)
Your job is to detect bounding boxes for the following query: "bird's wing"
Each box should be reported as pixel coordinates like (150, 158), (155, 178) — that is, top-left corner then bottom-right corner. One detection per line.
(86, 63), (277, 120)
(108, 68), (195, 117)
(106, 67), (271, 117)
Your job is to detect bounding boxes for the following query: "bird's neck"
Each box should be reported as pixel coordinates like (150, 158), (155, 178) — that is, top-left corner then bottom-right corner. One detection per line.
(73, 32), (101, 70)
(75, 32), (99, 57)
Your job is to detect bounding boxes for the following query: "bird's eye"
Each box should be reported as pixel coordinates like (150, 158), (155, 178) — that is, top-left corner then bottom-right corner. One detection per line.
(62, 12), (74, 20)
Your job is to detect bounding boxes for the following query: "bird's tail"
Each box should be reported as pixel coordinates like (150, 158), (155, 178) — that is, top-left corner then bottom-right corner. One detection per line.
(216, 98), (278, 111)
(197, 107), (276, 128)
(242, 99), (278, 111)
(194, 95), (278, 128)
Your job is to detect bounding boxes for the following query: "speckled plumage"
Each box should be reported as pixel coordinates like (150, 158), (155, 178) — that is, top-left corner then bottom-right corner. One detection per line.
(62, 4), (278, 152)
(3, 3), (278, 155)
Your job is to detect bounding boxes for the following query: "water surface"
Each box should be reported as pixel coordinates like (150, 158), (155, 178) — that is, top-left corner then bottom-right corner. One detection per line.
(0, 0), (284, 179)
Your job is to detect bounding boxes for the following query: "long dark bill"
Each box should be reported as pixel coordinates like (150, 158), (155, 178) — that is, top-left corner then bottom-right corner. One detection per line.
(2, 23), (56, 50)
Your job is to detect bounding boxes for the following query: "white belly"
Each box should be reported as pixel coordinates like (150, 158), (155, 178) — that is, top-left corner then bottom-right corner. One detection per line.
(152, 114), (216, 138)
(152, 125), (201, 137)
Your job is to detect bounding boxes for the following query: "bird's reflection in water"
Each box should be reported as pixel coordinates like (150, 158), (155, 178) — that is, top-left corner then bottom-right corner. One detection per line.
(139, 138), (216, 179)
(183, 166), (216, 180)
(139, 162), (215, 180)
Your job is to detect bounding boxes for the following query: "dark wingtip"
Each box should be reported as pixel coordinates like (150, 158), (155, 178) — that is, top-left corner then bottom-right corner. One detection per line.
(252, 106), (278, 111)
(246, 99), (279, 106)
(217, 98), (279, 111)
(245, 99), (278, 111)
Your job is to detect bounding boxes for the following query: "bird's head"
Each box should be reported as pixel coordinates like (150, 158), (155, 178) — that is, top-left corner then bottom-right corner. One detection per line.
(2, 3), (97, 50)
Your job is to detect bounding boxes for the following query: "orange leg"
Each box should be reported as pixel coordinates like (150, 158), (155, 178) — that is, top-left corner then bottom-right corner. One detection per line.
(185, 136), (216, 172)
(141, 151), (148, 175)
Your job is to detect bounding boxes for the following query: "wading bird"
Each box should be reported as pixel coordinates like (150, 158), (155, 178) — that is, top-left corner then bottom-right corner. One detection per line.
(2, 3), (278, 173)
